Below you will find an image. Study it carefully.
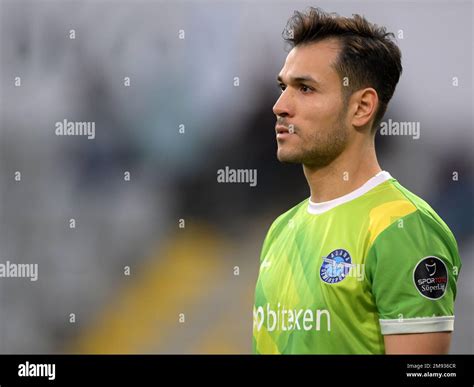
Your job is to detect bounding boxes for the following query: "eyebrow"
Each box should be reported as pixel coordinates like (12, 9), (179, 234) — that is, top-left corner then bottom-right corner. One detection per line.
(277, 74), (321, 86)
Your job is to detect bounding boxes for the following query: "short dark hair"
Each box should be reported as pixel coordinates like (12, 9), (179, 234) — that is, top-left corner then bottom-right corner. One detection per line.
(283, 7), (402, 129)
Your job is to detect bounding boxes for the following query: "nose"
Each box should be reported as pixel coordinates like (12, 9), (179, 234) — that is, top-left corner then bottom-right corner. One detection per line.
(273, 90), (293, 118)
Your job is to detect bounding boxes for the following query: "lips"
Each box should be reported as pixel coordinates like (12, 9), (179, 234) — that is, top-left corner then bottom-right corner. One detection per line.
(275, 125), (290, 134)
(275, 125), (293, 140)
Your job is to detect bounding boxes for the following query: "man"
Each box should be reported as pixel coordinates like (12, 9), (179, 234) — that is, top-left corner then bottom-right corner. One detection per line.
(252, 7), (461, 354)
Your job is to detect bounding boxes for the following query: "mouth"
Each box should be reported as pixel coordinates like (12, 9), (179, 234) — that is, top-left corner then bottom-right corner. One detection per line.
(275, 125), (293, 139)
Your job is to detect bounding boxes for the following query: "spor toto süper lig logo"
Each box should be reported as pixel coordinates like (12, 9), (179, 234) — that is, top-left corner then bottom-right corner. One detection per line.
(320, 249), (352, 284)
(413, 256), (448, 300)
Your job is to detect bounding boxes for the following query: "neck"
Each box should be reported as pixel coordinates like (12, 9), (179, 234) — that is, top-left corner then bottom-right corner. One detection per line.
(303, 136), (381, 203)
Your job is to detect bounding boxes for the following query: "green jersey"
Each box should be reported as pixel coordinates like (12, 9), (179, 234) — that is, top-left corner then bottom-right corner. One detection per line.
(253, 171), (461, 354)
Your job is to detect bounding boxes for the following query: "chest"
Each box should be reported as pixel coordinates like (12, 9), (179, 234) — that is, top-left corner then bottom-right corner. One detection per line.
(256, 220), (369, 310)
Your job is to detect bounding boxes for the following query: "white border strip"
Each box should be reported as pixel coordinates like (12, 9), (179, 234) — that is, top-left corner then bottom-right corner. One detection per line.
(307, 171), (392, 215)
(380, 316), (454, 335)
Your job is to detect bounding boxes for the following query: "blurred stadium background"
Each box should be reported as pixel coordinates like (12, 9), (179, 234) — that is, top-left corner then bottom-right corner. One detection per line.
(0, 0), (472, 354)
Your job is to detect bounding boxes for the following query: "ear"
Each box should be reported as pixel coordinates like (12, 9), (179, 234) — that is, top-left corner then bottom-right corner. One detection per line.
(350, 88), (378, 129)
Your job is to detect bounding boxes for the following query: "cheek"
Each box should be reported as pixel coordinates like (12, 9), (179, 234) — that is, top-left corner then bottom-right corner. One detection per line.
(301, 95), (343, 127)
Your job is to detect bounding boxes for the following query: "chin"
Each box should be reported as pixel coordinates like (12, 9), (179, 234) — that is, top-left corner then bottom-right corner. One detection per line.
(276, 149), (302, 164)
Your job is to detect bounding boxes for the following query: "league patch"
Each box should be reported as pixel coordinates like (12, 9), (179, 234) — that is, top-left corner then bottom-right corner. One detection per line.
(413, 256), (448, 300)
(320, 249), (352, 284)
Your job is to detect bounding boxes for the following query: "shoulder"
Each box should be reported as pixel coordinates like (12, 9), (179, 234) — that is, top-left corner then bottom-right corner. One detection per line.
(367, 179), (458, 250)
(365, 179), (461, 278)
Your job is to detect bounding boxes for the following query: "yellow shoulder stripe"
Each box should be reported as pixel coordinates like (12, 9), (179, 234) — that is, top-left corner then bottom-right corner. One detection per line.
(368, 200), (417, 245)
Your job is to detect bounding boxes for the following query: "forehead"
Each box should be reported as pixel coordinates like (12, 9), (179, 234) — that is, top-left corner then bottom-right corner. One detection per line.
(279, 39), (341, 83)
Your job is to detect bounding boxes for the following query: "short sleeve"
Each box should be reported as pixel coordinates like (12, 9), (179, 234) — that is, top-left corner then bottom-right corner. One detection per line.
(365, 210), (461, 335)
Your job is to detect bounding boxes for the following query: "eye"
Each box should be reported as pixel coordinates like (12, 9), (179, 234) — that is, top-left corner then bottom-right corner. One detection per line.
(300, 85), (313, 93)
(278, 83), (286, 92)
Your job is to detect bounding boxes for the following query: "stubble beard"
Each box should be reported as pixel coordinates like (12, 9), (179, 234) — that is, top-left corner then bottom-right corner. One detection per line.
(277, 111), (349, 168)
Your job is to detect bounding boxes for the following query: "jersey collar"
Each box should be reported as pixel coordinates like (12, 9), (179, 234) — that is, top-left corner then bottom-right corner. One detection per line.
(307, 171), (392, 215)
